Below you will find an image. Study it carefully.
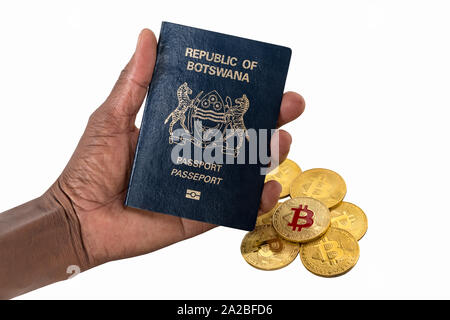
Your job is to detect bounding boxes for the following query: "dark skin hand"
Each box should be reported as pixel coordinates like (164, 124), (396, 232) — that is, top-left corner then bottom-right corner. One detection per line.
(54, 29), (305, 267)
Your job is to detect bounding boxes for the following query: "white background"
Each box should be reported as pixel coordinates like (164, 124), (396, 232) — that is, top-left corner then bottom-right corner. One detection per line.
(0, 0), (449, 299)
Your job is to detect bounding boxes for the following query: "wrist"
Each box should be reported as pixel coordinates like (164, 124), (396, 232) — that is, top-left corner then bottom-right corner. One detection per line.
(0, 182), (92, 299)
(45, 181), (93, 269)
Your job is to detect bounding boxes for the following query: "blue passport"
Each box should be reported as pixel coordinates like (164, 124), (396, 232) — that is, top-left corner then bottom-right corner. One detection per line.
(125, 22), (291, 230)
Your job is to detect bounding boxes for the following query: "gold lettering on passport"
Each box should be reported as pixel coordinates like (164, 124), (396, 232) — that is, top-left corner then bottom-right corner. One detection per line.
(176, 157), (222, 172)
(184, 47), (258, 83)
(166, 45), (258, 188)
(171, 157), (223, 185)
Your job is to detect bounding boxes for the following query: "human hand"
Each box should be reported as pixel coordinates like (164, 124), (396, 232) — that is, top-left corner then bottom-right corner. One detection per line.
(51, 29), (305, 267)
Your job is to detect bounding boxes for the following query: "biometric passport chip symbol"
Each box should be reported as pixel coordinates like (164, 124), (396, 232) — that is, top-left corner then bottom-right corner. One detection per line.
(288, 205), (314, 231)
(185, 189), (201, 200)
(164, 82), (250, 157)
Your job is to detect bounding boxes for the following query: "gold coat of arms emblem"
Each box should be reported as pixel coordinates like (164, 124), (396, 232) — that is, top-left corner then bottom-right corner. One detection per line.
(164, 82), (250, 157)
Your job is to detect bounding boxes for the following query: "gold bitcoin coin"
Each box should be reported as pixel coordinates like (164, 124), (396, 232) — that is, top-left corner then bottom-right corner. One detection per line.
(256, 202), (282, 226)
(290, 168), (346, 208)
(265, 159), (302, 198)
(330, 201), (368, 241)
(300, 227), (359, 277)
(241, 224), (299, 270)
(272, 197), (331, 243)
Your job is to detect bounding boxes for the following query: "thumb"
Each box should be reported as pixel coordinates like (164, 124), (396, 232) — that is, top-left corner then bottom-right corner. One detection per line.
(100, 29), (157, 122)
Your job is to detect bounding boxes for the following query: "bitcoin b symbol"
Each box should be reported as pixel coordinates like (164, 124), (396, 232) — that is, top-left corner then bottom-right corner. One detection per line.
(313, 237), (344, 265)
(287, 205), (314, 232)
(258, 238), (283, 257)
(303, 174), (330, 197)
(331, 211), (356, 230)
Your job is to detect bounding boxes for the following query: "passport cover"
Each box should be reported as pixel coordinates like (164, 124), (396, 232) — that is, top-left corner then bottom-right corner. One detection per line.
(125, 22), (291, 231)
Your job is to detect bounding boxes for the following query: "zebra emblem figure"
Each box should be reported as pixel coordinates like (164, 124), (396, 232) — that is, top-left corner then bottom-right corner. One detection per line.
(164, 82), (250, 157)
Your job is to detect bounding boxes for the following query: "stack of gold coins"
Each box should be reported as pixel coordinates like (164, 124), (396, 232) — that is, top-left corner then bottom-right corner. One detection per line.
(240, 159), (368, 277)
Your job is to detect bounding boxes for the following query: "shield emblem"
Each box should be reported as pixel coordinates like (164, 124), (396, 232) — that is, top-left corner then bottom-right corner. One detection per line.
(188, 90), (227, 144)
